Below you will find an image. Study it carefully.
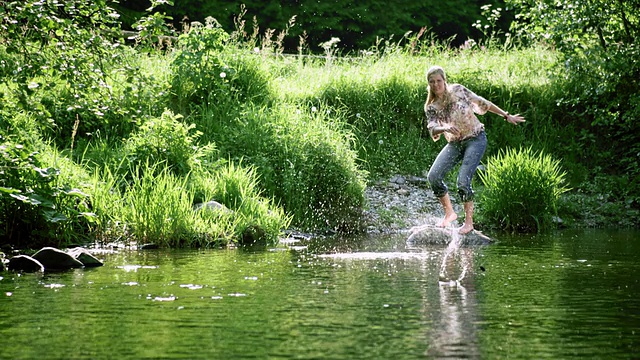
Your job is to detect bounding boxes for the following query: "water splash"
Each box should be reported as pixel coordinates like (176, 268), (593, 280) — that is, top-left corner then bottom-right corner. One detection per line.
(438, 228), (471, 284)
(318, 252), (437, 261)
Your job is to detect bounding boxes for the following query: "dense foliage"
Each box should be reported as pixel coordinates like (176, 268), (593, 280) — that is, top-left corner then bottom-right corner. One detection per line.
(0, 133), (94, 245)
(506, 0), (640, 208)
(116, 0), (512, 51)
(0, 0), (292, 248)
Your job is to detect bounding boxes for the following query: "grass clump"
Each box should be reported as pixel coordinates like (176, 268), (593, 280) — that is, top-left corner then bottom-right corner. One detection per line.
(196, 102), (367, 232)
(90, 160), (290, 248)
(83, 109), (290, 248)
(478, 147), (570, 232)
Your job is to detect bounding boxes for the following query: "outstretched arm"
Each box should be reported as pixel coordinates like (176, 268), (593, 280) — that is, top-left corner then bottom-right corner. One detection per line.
(488, 103), (526, 125)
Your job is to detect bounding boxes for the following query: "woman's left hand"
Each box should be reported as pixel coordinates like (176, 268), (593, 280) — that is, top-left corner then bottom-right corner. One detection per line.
(506, 114), (526, 125)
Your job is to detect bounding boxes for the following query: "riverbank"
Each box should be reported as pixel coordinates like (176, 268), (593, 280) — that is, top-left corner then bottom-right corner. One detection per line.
(361, 174), (639, 234)
(363, 175), (445, 234)
(3, 8), (638, 248)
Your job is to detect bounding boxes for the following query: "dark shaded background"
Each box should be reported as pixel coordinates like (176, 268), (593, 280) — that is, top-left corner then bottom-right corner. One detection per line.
(115, 0), (512, 52)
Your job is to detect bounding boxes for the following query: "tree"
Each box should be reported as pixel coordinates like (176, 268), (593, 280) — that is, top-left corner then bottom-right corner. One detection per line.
(117, 0), (510, 52)
(506, 0), (638, 52)
(507, 0), (640, 204)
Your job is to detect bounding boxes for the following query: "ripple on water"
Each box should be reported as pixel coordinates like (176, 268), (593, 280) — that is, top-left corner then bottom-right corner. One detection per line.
(179, 284), (204, 290)
(117, 264), (159, 272)
(317, 251), (440, 261)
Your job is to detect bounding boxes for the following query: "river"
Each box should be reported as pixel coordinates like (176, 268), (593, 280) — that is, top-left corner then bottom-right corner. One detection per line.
(1, 228), (638, 359)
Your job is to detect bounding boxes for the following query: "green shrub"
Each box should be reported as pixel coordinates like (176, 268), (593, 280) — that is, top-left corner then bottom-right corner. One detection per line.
(197, 102), (367, 232)
(169, 18), (274, 115)
(220, 49), (273, 105)
(170, 18), (231, 111)
(478, 147), (569, 232)
(0, 136), (95, 248)
(557, 174), (640, 229)
(0, 0), (165, 146)
(120, 110), (218, 178)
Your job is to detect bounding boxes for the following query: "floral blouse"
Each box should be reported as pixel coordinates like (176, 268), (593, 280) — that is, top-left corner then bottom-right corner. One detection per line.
(424, 84), (492, 142)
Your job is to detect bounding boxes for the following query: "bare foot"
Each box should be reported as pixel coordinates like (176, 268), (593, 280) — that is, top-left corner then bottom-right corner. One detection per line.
(458, 223), (474, 235)
(436, 212), (458, 227)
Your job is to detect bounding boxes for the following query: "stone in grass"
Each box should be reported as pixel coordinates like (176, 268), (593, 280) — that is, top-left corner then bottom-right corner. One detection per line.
(193, 200), (231, 214)
(8, 255), (45, 273)
(406, 224), (492, 246)
(32, 247), (84, 271)
(67, 247), (103, 267)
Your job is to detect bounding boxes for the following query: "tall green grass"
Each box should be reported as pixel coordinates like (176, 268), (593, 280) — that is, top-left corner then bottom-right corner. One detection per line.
(478, 147), (570, 232)
(89, 161), (290, 247)
(195, 100), (366, 232)
(264, 45), (566, 180)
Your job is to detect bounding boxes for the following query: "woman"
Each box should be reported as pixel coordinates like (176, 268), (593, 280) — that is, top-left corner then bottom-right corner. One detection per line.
(424, 65), (525, 234)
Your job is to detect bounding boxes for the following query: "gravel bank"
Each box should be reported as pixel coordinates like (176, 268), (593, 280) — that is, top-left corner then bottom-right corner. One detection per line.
(363, 175), (464, 234)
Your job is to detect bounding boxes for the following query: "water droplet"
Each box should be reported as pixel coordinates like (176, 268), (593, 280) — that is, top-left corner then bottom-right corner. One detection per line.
(44, 284), (65, 289)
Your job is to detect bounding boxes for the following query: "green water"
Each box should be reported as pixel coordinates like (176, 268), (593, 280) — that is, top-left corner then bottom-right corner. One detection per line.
(1, 229), (638, 359)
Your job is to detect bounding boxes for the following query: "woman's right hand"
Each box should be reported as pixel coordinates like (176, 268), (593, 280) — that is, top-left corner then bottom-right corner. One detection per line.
(442, 124), (460, 137)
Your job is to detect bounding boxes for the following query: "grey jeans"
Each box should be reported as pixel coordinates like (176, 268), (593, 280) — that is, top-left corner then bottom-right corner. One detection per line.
(427, 131), (487, 203)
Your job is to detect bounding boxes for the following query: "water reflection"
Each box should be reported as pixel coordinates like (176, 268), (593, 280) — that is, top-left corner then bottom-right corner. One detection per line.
(1, 229), (638, 359)
(318, 232), (482, 358)
(407, 229), (481, 359)
(427, 282), (479, 358)
(437, 230), (473, 284)
(408, 228), (480, 359)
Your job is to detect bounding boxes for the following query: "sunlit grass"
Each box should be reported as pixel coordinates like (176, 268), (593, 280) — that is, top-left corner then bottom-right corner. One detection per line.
(478, 146), (570, 232)
(263, 44), (561, 179)
(1, 27), (601, 247)
(89, 161), (290, 247)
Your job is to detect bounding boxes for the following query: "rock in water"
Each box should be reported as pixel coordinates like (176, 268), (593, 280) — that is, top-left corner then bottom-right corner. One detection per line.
(406, 224), (492, 246)
(8, 255), (44, 273)
(193, 200), (231, 213)
(67, 247), (103, 267)
(32, 247), (84, 270)
(406, 224), (452, 245)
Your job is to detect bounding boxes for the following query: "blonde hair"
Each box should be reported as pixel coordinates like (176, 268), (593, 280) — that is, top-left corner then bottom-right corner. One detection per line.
(424, 65), (452, 112)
